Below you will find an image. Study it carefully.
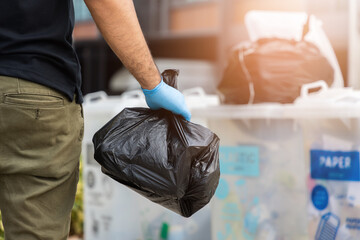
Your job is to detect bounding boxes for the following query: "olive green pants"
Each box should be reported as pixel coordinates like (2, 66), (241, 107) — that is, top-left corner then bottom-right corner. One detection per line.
(0, 76), (84, 240)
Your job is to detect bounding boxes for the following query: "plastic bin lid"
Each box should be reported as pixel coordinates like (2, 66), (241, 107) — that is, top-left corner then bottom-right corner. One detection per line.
(192, 81), (360, 119)
(83, 88), (220, 115)
(288, 80), (360, 118)
(83, 90), (147, 115)
(183, 87), (220, 109)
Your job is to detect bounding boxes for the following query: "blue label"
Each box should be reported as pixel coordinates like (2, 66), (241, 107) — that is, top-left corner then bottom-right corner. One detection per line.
(311, 150), (360, 181)
(215, 178), (230, 200)
(312, 185), (329, 210)
(220, 146), (259, 176)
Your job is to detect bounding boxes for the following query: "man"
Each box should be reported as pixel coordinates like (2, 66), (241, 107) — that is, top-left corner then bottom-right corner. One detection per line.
(0, 0), (191, 239)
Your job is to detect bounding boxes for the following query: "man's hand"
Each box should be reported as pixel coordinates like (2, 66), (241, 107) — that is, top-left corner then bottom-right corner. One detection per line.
(84, 0), (191, 118)
(142, 80), (191, 121)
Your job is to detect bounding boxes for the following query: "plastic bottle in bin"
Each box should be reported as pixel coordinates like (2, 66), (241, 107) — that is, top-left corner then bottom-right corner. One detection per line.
(315, 212), (340, 240)
(92, 69), (220, 217)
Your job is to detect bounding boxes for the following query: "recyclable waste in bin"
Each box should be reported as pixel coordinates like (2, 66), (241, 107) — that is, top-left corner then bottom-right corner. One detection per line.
(298, 82), (360, 240)
(218, 11), (343, 105)
(218, 37), (334, 104)
(192, 81), (360, 240)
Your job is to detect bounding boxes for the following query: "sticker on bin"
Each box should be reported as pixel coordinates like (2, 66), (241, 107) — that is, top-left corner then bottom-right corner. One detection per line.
(220, 146), (259, 177)
(310, 150), (360, 181)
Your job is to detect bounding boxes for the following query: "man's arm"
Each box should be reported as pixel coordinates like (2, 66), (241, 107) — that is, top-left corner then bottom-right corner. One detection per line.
(84, 0), (191, 120)
(84, 0), (160, 90)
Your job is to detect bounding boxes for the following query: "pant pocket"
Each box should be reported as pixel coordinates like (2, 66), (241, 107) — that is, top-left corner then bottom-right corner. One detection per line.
(3, 93), (64, 108)
(0, 93), (70, 175)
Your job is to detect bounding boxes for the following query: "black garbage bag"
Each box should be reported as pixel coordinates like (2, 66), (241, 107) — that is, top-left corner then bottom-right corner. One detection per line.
(218, 38), (334, 104)
(92, 70), (220, 217)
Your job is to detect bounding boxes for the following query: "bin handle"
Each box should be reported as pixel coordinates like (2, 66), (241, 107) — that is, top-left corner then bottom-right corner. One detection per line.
(120, 90), (144, 99)
(300, 80), (328, 98)
(183, 87), (206, 97)
(83, 91), (108, 103)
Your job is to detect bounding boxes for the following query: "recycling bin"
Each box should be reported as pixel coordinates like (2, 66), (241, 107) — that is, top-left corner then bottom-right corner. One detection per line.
(82, 89), (219, 240)
(192, 82), (360, 240)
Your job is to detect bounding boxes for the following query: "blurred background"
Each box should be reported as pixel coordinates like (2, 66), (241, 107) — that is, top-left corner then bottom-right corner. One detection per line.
(6, 1), (360, 240)
(72, 0), (359, 95)
(69, 1), (360, 240)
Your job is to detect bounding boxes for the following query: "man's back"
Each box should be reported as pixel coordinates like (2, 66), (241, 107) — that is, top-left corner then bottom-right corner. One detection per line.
(0, 0), (82, 102)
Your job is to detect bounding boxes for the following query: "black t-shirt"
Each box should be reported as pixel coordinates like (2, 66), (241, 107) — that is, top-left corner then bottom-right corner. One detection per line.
(0, 0), (83, 103)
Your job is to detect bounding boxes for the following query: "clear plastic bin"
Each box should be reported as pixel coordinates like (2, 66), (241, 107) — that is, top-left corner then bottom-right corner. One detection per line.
(202, 110), (308, 240)
(193, 81), (360, 240)
(82, 89), (219, 240)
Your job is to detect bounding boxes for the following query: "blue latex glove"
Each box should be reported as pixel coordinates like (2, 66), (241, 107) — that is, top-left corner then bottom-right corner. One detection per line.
(142, 80), (191, 121)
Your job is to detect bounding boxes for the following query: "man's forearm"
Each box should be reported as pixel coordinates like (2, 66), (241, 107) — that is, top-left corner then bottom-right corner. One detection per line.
(84, 0), (161, 90)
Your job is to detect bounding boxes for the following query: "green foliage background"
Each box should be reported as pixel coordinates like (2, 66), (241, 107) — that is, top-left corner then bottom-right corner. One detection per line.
(0, 212), (4, 240)
(0, 158), (84, 239)
(70, 158), (84, 237)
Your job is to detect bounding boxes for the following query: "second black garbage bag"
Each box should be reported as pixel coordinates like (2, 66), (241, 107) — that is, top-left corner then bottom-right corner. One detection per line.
(92, 69), (220, 217)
